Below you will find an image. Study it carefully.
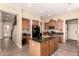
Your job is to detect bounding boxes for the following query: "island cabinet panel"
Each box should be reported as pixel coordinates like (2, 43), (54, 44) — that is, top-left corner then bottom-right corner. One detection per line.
(49, 39), (55, 55)
(41, 41), (49, 56)
(29, 40), (41, 56)
(41, 46), (49, 56)
(54, 37), (59, 51)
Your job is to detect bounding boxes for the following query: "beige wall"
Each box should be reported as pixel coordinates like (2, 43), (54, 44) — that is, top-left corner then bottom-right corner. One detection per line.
(52, 10), (79, 42)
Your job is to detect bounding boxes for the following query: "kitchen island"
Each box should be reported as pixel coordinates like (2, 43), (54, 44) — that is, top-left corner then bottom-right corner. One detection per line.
(29, 36), (59, 56)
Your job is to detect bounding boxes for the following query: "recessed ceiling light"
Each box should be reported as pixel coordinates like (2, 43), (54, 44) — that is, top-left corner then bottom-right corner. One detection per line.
(40, 10), (44, 14)
(48, 14), (51, 17)
(67, 3), (72, 11)
(27, 4), (31, 7)
(68, 7), (71, 11)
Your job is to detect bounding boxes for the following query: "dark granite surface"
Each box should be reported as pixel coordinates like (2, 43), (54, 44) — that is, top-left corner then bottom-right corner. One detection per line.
(32, 36), (58, 43)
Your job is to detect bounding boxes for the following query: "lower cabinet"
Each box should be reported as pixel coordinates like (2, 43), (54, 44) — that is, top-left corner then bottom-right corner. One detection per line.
(54, 37), (59, 50)
(58, 36), (63, 43)
(41, 41), (49, 56)
(29, 38), (59, 56)
(41, 46), (49, 56)
(49, 39), (54, 55)
(41, 38), (59, 56)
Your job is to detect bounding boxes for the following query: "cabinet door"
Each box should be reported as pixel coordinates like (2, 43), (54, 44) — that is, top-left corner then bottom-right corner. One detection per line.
(41, 41), (49, 56)
(59, 20), (63, 30)
(22, 18), (29, 30)
(54, 38), (59, 50)
(55, 20), (63, 30)
(59, 36), (63, 43)
(49, 20), (55, 26)
(44, 23), (49, 30)
(49, 39), (54, 54)
(41, 46), (49, 56)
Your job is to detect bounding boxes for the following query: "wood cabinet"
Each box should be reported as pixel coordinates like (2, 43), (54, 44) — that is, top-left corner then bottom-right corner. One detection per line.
(44, 20), (56, 30)
(41, 38), (59, 56)
(29, 38), (59, 56)
(22, 18), (29, 30)
(58, 36), (63, 43)
(54, 37), (59, 51)
(44, 19), (63, 30)
(41, 41), (49, 56)
(55, 20), (63, 30)
(49, 20), (56, 26)
(44, 23), (49, 30)
(49, 39), (54, 55)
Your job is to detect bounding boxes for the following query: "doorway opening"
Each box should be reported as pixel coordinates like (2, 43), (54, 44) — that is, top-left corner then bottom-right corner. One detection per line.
(66, 18), (78, 42)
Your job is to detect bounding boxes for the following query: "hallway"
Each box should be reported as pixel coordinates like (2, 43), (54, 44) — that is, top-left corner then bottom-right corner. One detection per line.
(0, 39), (78, 56)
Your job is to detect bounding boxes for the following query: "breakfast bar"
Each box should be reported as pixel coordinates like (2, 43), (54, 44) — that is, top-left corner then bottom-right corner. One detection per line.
(29, 36), (59, 56)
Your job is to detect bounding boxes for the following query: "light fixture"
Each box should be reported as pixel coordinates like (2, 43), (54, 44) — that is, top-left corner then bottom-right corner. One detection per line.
(27, 4), (31, 7)
(68, 7), (71, 11)
(67, 3), (72, 11)
(40, 10), (44, 14)
(48, 14), (51, 17)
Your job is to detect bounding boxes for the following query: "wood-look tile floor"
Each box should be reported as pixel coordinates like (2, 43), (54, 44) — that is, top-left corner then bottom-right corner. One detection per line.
(51, 40), (78, 56)
(0, 39), (78, 56)
(0, 39), (30, 56)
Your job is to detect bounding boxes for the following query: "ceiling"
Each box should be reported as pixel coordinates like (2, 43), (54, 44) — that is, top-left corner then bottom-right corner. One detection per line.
(7, 3), (79, 19)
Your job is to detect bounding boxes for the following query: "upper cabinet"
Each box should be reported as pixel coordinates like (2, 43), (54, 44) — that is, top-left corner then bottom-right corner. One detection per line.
(44, 19), (63, 30)
(22, 18), (30, 30)
(44, 23), (49, 30)
(55, 19), (63, 30)
(49, 19), (56, 26)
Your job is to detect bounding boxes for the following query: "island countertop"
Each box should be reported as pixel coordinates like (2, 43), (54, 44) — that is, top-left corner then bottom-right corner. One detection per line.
(29, 35), (59, 56)
(32, 35), (60, 43)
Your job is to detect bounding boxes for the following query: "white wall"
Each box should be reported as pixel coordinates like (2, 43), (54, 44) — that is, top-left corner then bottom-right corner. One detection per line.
(52, 10), (79, 42)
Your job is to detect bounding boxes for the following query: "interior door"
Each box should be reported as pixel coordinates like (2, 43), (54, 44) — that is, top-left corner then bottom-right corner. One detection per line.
(67, 20), (78, 40)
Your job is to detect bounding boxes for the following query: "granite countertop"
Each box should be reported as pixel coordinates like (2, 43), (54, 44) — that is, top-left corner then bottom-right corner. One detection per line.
(32, 35), (58, 43)
(32, 32), (64, 43)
